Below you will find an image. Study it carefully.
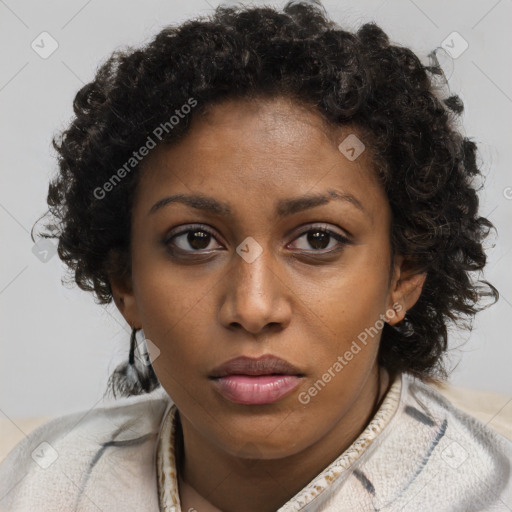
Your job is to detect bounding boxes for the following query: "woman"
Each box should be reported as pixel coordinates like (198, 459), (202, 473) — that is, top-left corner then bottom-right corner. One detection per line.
(1, 1), (511, 511)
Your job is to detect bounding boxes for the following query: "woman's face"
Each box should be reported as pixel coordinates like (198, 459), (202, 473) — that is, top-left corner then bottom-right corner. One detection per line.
(112, 96), (414, 459)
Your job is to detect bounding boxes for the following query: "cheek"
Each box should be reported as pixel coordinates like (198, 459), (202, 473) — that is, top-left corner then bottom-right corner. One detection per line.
(290, 242), (391, 390)
(131, 254), (214, 385)
(146, 310), (209, 404)
(137, 283), (209, 361)
(293, 261), (390, 426)
(132, 235), (213, 333)
(298, 245), (391, 336)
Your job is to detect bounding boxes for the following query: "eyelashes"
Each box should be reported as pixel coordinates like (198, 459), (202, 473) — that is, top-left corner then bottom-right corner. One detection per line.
(166, 225), (219, 252)
(290, 227), (351, 252)
(163, 223), (352, 256)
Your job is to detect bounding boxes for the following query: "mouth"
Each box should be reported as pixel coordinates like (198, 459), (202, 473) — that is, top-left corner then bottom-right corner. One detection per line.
(210, 374), (304, 405)
(209, 354), (305, 405)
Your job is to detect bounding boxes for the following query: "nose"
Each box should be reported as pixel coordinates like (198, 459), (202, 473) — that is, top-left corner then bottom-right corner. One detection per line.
(218, 247), (292, 335)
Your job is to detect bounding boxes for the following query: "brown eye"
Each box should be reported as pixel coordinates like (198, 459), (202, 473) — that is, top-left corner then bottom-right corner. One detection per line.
(290, 226), (351, 252)
(306, 230), (331, 250)
(184, 230), (212, 250)
(165, 225), (222, 252)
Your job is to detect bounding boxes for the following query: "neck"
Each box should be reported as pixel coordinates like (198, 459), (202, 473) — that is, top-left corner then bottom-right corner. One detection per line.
(177, 365), (391, 512)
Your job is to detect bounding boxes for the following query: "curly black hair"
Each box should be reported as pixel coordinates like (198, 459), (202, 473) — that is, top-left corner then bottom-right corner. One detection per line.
(32, 0), (498, 395)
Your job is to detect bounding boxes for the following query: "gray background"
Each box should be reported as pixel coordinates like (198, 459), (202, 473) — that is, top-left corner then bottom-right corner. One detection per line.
(1, 0), (511, 418)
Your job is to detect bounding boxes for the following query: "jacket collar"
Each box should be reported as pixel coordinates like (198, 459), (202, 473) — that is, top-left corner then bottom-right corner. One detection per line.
(156, 374), (403, 511)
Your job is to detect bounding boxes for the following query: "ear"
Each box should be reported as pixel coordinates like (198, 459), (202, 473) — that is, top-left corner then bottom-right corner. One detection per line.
(109, 272), (142, 330)
(385, 254), (427, 325)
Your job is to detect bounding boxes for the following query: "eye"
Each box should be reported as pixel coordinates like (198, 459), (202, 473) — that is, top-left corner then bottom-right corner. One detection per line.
(288, 225), (351, 252)
(164, 224), (223, 252)
(164, 223), (351, 255)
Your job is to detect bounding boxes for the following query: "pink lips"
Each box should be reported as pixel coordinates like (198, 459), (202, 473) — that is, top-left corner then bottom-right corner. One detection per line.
(209, 355), (304, 405)
(212, 374), (302, 405)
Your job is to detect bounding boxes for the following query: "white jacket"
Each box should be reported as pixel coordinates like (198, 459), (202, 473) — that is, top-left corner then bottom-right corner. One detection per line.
(1, 372), (512, 511)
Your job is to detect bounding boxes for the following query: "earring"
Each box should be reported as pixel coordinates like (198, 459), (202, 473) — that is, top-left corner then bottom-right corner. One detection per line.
(128, 326), (137, 365)
(104, 326), (161, 399)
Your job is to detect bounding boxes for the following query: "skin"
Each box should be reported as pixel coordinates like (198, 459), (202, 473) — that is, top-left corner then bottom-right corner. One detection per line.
(110, 95), (426, 512)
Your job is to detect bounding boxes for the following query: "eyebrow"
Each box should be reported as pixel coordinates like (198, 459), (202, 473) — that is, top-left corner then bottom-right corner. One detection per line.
(148, 189), (368, 219)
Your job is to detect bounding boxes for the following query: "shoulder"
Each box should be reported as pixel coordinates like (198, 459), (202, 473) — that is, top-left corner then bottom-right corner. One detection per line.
(404, 372), (512, 457)
(357, 373), (512, 511)
(432, 377), (512, 442)
(0, 387), (172, 512)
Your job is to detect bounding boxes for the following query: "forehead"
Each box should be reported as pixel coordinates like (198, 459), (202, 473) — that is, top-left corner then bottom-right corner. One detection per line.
(171, 95), (374, 168)
(135, 96), (387, 223)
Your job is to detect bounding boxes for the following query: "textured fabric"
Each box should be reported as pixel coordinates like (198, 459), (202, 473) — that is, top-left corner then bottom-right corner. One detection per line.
(0, 389), (169, 512)
(1, 373), (512, 511)
(431, 382), (512, 442)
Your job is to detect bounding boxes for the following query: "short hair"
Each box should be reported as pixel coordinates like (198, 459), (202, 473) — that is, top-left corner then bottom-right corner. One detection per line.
(33, 1), (498, 393)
